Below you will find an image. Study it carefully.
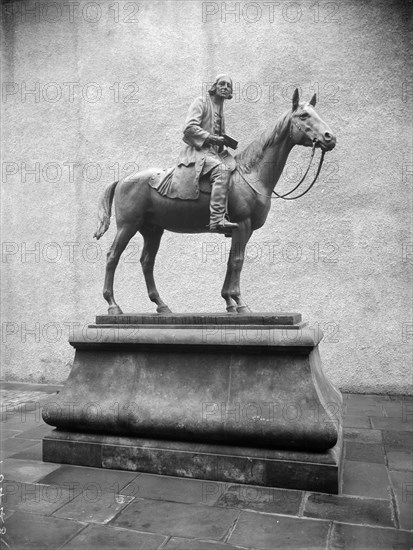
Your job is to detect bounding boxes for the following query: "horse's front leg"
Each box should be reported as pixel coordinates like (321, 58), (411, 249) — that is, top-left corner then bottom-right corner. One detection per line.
(221, 219), (253, 313)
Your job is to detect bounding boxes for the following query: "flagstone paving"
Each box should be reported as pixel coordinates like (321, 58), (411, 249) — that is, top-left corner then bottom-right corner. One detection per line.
(1, 383), (412, 549)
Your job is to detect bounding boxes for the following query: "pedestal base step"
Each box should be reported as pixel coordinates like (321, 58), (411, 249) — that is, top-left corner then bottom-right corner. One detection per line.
(95, 312), (303, 327)
(43, 429), (343, 494)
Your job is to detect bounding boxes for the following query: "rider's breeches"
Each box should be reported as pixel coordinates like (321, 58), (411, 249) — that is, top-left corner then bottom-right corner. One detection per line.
(208, 163), (232, 225)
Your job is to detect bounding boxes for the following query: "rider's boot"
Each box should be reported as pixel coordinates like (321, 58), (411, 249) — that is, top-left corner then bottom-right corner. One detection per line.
(209, 164), (238, 234)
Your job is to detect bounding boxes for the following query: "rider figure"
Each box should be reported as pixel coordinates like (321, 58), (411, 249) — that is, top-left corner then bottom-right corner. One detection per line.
(175, 74), (238, 234)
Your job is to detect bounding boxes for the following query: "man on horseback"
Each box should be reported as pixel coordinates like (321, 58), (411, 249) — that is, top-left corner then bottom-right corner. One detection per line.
(173, 74), (238, 234)
(94, 87), (336, 315)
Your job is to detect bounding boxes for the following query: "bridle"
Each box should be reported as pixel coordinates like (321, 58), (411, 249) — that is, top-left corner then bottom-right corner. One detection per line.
(237, 114), (326, 201)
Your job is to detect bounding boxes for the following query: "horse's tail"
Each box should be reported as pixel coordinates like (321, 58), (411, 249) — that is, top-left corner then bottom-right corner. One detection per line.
(93, 181), (118, 240)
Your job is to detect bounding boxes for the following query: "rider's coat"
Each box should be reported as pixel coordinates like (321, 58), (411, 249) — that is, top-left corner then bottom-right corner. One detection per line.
(171, 95), (226, 199)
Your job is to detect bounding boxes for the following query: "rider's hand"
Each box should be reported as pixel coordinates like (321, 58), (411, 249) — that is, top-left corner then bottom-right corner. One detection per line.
(207, 135), (225, 146)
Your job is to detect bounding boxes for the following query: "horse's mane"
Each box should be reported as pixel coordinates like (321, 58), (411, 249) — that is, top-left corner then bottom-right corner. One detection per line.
(235, 109), (291, 169)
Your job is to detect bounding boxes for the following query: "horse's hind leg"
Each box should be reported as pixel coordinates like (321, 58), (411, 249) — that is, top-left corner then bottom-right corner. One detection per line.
(140, 226), (172, 314)
(103, 223), (139, 314)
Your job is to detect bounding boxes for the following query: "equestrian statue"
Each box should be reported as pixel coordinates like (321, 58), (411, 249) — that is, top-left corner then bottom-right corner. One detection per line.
(94, 77), (336, 314)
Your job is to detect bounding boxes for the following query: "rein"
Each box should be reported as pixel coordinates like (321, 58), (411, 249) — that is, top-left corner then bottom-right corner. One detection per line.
(236, 116), (326, 201)
(273, 146), (325, 200)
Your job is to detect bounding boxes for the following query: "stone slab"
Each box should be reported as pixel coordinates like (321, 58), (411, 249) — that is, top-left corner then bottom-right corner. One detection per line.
(52, 491), (134, 524)
(121, 473), (223, 505)
(343, 415), (371, 428)
(343, 428), (383, 444)
(1, 458), (61, 484)
(0, 429), (20, 440)
(386, 451), (412, 471)
(163, 538), (239, 550)
(304, 493), (394, 527)
(1, 438), (40, 459)
(1, 511), (86, 550)
(36, 464), (138, 496)
(382, 431), (413, 452)
(61, 525), (167, 550)
(389, 470), (413, 530)
(111, 498), (239, 540)
(15, 425), (55, 440)
(370, 417), (413, 431)
(215, 483), (303, 515)
(228, 511), (330, 550)
(43, 429), (343, 494)
(3, 481), (75, 515)
(8, 442), (42, 461)
(95, 312), (302, 326)
(342, 461), (390, 499)
(330, 523), (413, 550)
(344, 442), (385, 464)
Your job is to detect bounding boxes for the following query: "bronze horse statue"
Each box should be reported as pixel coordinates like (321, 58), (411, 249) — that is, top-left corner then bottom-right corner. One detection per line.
(94, 89), (336, 314)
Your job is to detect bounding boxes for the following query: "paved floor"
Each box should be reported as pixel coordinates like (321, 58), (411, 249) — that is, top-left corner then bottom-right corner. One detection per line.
(1, 383), (412, 549)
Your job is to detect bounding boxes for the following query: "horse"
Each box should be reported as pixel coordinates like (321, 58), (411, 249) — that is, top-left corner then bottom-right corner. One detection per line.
(94, 89), (336, 315)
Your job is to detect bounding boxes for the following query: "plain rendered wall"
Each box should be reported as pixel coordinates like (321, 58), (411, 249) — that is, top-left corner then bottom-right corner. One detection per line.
(1, 0), (412, 393)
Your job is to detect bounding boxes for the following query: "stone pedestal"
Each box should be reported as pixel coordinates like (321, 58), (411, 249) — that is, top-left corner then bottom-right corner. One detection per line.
(42, 313), (343, 493)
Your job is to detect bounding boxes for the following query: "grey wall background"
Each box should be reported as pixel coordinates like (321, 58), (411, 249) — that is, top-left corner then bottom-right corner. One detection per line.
(1, 0), (412, 393)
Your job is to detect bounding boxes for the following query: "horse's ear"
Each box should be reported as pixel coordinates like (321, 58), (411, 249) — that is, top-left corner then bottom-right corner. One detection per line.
(292, 88), (299, 111)
(309, 93), (317, 107)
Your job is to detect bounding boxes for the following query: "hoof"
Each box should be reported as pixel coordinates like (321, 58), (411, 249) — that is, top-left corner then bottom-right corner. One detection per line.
(226, 305), (237, 313)
(237, 305), (251, 314)
(157, 305), (172, 314)
(108, 305), (123, 315)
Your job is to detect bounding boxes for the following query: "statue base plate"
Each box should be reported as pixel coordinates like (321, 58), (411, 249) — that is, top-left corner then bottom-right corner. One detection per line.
(43, 429), (342, 494)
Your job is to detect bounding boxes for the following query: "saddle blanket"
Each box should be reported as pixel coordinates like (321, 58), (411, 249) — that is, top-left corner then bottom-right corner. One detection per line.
(149, 152), (237, 201)
(148, 167), (233, 200)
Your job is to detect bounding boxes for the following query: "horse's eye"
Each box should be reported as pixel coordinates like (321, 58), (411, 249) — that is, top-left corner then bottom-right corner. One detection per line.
(299, 113), (308, 119)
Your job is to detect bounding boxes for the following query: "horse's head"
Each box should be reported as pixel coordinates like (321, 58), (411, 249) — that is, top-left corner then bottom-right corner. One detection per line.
(290, 88), (336, 152)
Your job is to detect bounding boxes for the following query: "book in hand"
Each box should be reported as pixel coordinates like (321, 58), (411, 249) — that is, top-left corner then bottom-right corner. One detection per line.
(223, 134), (238, 150)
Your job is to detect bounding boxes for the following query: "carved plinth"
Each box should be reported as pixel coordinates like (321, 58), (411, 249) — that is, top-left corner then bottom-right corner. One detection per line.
(42, 313), (343, 493)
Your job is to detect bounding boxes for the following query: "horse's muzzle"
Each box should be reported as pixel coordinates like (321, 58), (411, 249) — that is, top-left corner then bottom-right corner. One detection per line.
(317, 136), (336, 151)
(320, 131), (336, 151)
